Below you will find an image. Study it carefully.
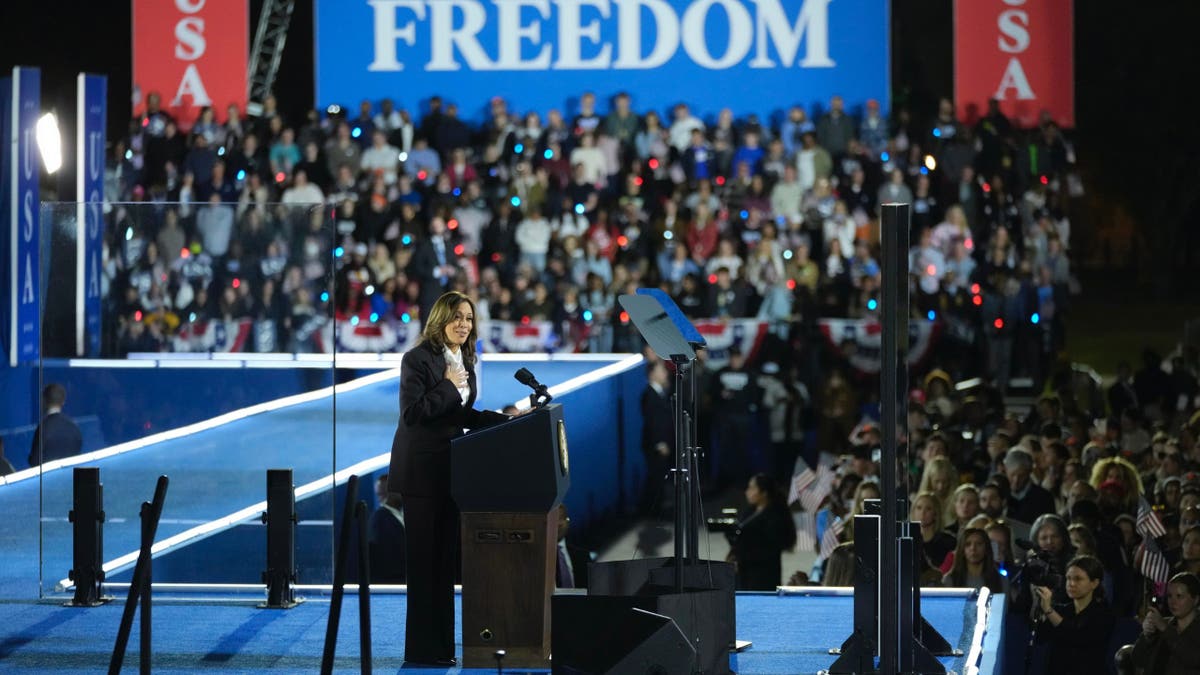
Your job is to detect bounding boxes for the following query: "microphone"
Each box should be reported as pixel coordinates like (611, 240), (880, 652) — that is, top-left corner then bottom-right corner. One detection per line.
(514, 368), (553, 408)
(514, 367), (547, 392)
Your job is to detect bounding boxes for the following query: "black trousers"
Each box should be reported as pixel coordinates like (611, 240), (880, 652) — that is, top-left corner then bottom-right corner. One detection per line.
(402, 494), (458, 660)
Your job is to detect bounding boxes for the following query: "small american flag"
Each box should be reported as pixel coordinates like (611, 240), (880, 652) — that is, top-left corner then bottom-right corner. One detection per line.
(820, 516), (845, 560)
(1137, 496), (1170, 583)
(788, 466), (816, 506)
(800, 464), (836, 513)
(795, 512), (817, 552)
(1137, 496), (1167, 540)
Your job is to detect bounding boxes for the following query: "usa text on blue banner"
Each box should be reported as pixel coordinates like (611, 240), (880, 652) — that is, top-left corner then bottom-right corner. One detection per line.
(78, 74), (107, 358)
(9, 67), (40, 366)
(315, 0), (889, 122)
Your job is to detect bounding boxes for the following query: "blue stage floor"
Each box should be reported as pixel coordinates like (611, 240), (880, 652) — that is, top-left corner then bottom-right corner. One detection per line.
(0, 359), (608, 599)
(0, 590), (1002, 674)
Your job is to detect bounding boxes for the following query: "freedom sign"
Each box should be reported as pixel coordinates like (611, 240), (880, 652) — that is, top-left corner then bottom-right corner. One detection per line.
(315, 0), (889, 121)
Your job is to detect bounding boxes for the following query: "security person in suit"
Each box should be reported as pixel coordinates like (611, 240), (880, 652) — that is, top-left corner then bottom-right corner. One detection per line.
(388, 290), (514, 667)
(28, 383), (83, 467)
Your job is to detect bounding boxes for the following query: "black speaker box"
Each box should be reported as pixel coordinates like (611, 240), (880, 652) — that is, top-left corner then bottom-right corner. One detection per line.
(552, 597), (696, 674)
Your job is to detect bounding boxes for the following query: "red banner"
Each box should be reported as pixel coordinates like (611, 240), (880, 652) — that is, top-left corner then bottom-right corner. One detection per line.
(132, 0), (248, 131)
(954, 0), (1074, 128)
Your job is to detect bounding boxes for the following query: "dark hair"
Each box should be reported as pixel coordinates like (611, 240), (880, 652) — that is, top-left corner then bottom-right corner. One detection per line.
(945, 527), (1003, 593)
(1066, 555), (1106, 599)
(1169, 572), (1200, 599)
(823, 542), (855, 586)
(750, 473), (797, 551)
(421, 291), (479, 368)
(42, 383), (66, 409)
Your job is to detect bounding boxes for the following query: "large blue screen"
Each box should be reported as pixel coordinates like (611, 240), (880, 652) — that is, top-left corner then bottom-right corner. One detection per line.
(314, 0), (889, 122)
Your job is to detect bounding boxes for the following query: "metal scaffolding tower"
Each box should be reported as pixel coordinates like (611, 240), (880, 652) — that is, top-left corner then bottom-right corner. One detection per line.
(246, 0), (296, 116)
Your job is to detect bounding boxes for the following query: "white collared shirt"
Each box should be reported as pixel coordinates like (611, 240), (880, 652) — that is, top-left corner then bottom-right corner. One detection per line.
(444, 346), (469, 405)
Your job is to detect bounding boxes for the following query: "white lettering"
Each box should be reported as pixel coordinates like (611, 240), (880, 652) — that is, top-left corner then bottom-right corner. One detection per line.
(175, 17), (207, 60)
(495, 0), (552, 69)
(613, 0), (678, 69)
(554, 0), (612, 69)
(88, 192), (102, 239)
(88, 251), (100, 299)
(22, 189), (34, 242)
(171, 63), (213, 107)
(367, 0), (425, 71)
(997, 9), (1029, 53)
(994, 57), (1036, 100)
(428, 0), (492, 70)
(22, 252), (35, 305)
(175, 0), (206, 12)
(22, 127), (34, 179)
(681, 0), (753, 69)
(750, 0), (833, 68)
(88, 131), (104, 180)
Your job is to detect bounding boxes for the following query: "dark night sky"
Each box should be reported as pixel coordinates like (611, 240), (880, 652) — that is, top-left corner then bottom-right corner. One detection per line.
(2, 0), (1197, 275)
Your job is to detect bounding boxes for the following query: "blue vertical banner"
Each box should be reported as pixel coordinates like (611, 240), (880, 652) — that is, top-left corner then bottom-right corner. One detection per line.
(77, 74), (106, 357)
(9, 67), (41, 366)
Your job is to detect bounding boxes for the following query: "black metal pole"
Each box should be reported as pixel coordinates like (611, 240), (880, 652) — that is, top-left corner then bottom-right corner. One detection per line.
(108, 475), (169, 675)
(262, 468), (299, 609)
(355, 500), (372, 675)
(321, 474), (360, 675)
(688, 357), (701, 565)
(68, 467), (107, 606)
(140, 501), (152, 675)
(879, 202), (910, 675)
(671, 359), (686, 593)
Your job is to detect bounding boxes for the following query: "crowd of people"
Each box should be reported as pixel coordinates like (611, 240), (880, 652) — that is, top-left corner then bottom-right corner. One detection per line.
(701, 340), (1200, 672)
(104, 90), (1074, 386)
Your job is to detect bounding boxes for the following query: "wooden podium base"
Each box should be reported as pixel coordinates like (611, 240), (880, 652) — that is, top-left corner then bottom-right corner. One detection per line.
(460, 511), (556, 669)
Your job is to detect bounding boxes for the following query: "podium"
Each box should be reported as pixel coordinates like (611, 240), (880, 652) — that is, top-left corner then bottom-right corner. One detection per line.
(451, 403), (570, 669)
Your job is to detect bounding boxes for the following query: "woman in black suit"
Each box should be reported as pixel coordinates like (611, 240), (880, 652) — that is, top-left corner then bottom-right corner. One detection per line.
(726, 473), (797, 590)
(388, 290), (511, 667)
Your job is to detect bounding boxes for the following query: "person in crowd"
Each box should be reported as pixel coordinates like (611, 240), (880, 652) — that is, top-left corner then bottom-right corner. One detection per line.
(725, 473), (797, 590)
(943, 527), (1004, 593)
(1033, 555), (1115, 675)
(822, 541), (856, 586)
(1129, 572), (1200, 673)
(555, 503), (592, 589)
(28, 384), (83, 466)
(912, 492), (956, 584)
(387, 292), (519, 667)
(1004, 447), (1056, 525)
(369, 473), (407, 584)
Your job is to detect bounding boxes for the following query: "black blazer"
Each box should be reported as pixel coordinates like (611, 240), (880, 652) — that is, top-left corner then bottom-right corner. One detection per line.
(388, 340), (508, 498)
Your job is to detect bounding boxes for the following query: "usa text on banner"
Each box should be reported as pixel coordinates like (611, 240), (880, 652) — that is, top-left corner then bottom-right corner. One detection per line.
(954, 0), (1074, 128)
(78, 74), (107, 358)
(132, 0), (248, 131)
(5, 67), (41, 366)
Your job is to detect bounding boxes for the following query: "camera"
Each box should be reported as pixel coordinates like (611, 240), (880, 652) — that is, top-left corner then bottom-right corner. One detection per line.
(1023, 549), (1063, 590)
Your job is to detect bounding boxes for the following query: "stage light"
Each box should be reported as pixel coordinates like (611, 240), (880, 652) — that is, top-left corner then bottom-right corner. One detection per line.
(454, 244), (465, 255)
(514, 143), (524, 154)
(350, 316), (360, 326)
(880, 152), (890, 162)
(782, 249), (793, 260)
(582, 310), (593, 321)
(447, 218), (459, 230)
(544, 149), (554, 159)
(36, 112), (62, 173)
(574, 203), (585, 214)
(993, 318), (1004, 329)
(1031, 313), (1040, 324)
(619, 311), (630, 323)
(926, 264), (936, 276)
(634, 176), (643, 186)
(928, 310), (936, 321)
(236, 170), (246, 181)
(134, 310), (143, 321)
(334, 246), (345, 258)
(401, 234), (412, 245)
(521, 315), (531, 325)
(369, 312), (379, 323)
(972, 295), (983, 306)
(970, 284), (980, 295)
(125, 227), (134, 241)
(401, 312), (411, 323)
(399, 152), (408, 162)
(510, 196), (521, 207)
(786, 279), (796, 290)
(648, 158), (659, 169)
(924, 155), (937, 171)
(365, 285), (375, 296)
(617, 235), (628, 247)
(663, 230), (673, 240)
(708, 274), (717, 284)
(232, 278), (241, 289)
(867, 299), (877, 311)
(739, 210), (749, 220)
(320, 292), (330, 302)
(715, 176), (725, 186)
(351, 127), (362, 138)
(452, 187), (461, 196)
(417, 170), (427, 180)
(180, 248), (190, 259)
(932, 127), (942, 138)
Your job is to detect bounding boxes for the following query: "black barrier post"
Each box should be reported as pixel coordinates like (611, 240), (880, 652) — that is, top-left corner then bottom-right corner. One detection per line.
(827, 513), (879, 674)
(109, 475), (169, 675)
(321, 474), (365, 675)
(261, 469), (300, 609)
(355, 500), (372, 674)
(67, 467), (110, 607)
(899, 523), (946, 674)
(908, 522), (958, 659)
(878, 202), (910, 675)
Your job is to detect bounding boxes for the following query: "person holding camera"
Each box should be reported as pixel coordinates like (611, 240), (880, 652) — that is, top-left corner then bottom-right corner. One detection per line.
(1129, 572), (1200, 674)
(1033, 555), (1115, 675)
(1012, 514), (1075, 620)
